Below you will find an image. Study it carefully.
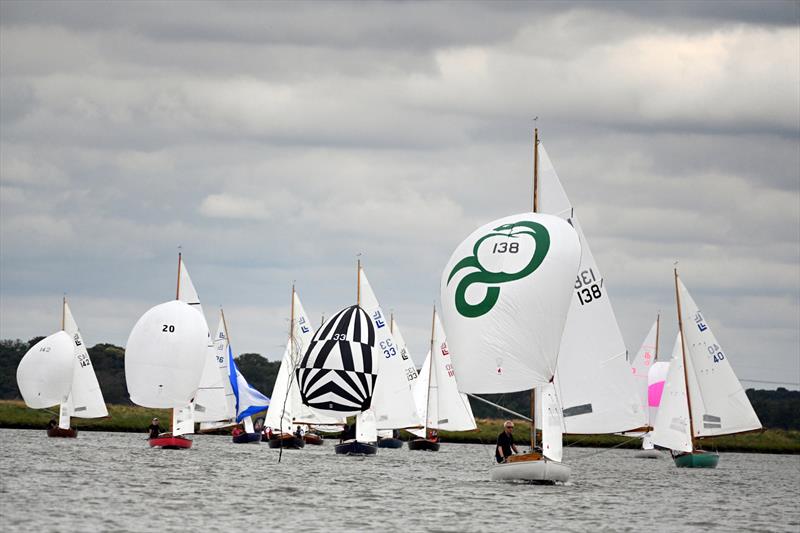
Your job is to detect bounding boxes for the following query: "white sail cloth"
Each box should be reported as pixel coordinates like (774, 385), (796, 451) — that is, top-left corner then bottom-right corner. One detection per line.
(651, 333), (693, 453)
(647, 361), (670, 429)
(17, 331), (75, 409)
(63, 302), (108, 418)
(125, 300), (208, 408)
(195, 315), (236, 424)
(677, 278), (761, 437)
(540, 383), (564, 462)
(359, 268), (422, 430)
(441, 212), (581, 393)
(630, 319), (659, 419)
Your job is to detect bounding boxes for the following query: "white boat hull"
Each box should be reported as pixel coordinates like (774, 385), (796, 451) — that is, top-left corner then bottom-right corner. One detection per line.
(634, 449), (663, 459)
(490, 459), (571, 483)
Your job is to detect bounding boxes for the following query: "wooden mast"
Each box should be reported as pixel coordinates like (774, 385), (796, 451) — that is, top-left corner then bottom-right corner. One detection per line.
(61, 295), (66, 330)
(289, 283), (295, 343)
(424, 305), (436, 440)
(530, 127), (539, 450)
(674, 267), (695, 451)
(357, 258), (361, 306)
(175, 251), (182, 300)
(654, 312), (661, 361)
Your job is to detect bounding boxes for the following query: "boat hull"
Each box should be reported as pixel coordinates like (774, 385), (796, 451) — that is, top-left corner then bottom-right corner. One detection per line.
(304, 433), (323, 446)
(490, 456), (571, 484)
(377, 437), (404, 449)
(266, 434), (305, 449)
(149, 435), (193, 449)
(673, 450), (719, 468)
(634, 449), (663, 459)
(407, 438), (440, 452)
(335, 440), (377, 456)
(232, 432), (261, 444)
(47, 427), (77, 438)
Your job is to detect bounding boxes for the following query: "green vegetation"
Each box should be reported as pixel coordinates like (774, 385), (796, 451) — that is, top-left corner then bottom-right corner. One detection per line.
(0, 400), (171, 433)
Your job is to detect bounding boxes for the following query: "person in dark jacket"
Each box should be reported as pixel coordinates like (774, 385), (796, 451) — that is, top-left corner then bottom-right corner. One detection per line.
(148, 417), (162, 439)
(495, 420), (519, 463)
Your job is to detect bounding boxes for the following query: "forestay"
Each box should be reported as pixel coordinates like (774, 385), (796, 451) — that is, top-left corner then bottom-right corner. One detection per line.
(297, 305), (379, 416)
(441, 212), (581, 393)
(537, 145), (644, 434)
(359, 268), (421, 430)
(63, 302), (108, 418)
(678, 278), (761, 437)
(125, 300), (208, 408)
(17, 332), (75, 409)
(651, 333), (692, 453)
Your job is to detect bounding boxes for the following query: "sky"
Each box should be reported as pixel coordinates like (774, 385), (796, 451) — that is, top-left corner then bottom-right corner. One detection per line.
(1, 0), (798, 390)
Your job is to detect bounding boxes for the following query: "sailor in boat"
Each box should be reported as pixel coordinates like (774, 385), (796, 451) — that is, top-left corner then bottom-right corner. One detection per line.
(264, 426), (274, 440)
(495, 421), (519, 463)
(294, 426), (304, 439)
(47, 418), (58, 431)
(232, 425), (244, 438)
(148, 418), (162, 439)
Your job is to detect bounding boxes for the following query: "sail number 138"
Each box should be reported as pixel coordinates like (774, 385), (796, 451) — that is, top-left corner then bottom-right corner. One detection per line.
(575, 268), (603, 306)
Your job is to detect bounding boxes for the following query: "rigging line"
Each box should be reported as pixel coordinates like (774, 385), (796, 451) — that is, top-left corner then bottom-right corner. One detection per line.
(568, 435), (642, 462)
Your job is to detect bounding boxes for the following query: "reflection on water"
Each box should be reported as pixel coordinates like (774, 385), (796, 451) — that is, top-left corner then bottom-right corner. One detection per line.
(1, 429), (798, 532)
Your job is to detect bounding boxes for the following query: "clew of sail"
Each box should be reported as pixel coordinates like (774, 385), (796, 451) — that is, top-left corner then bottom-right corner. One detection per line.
(677, 279), (761, 437)
(359, 267), (421, 430)
(651, 333), (693, 453)
(441, 212), (581, 393)
(537, 144), (645, 434)
(63, 301), (108, 418)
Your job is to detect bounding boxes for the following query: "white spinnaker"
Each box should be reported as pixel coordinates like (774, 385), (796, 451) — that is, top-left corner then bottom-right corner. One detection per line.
(678, 278), (761, 437)
(441, 212), (581, 393)
(630, 319), (659, 419)
(63, 302), (108, 418)
(651, 333), (692, 453)
(195, 314), (236, 423)
(647, 361), (670, 428)
(17, 331), (75, 409)
(540, 383), (564, 462)
(359, 268), (421, 430)
(125, 300), (208, 408)
(356, 409), (378, 443)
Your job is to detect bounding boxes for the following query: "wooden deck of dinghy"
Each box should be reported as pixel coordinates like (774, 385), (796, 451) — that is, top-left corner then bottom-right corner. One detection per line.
(507, 452), (543, 463)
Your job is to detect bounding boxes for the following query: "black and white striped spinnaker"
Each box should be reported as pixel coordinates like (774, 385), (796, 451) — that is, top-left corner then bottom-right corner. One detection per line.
(296, 305), (379, 416)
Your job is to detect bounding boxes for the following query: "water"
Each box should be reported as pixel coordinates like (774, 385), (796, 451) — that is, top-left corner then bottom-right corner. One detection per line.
(1, 429), (798, 532)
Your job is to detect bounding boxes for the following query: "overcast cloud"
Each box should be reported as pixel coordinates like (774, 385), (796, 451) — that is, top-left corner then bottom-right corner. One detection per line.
(1, 0), (798, 389)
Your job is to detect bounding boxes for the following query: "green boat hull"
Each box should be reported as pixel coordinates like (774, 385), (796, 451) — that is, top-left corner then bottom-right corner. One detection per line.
(673, 451), (720, 468)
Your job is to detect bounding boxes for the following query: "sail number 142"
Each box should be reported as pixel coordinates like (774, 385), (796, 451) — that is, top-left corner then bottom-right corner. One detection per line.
(575, 268), (603, 306)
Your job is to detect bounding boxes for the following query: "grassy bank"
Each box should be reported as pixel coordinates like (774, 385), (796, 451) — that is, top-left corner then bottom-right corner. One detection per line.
(3, 401), (798, 454)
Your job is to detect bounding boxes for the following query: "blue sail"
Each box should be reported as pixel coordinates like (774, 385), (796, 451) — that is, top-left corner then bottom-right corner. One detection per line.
(228, 346), (270, 422)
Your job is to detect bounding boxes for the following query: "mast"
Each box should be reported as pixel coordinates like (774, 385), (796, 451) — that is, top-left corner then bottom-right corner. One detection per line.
(175, 251), (182, 300)
(674, 267), (695, 449)
(357, 258), (361, 306)
(61, 295), (66, 331)
(221, 307), (231, 346)
(390, 311), (394, 334)
(424, 305), (436, 438)
(530, 126), (539, 450)
(289, 283), (295, 343)
(654, 312), (661, 361)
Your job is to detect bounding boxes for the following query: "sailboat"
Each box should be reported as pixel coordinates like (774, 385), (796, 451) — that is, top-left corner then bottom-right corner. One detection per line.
(197, 314), (238, 433)
(441, 199), (581, 483)
(637, 360), (670, 457)
(535, 135), (645, 435)
(297, 299), (380, 456)
(16, 298), (109, 438)
(651, 269), (762, 468)
(264, 285), (346, 449)
(629, 317), (663, 457)
(358, 263), (423, 445)
(377, 313), (419, 448)
(125, 255), (209, 449)
(408, 306), (477, 451)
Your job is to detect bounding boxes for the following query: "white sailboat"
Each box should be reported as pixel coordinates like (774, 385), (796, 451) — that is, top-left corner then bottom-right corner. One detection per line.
(441, 205), (581, 482)
(296, 298), (381, 456)
(638, 360), (670, 456)
(125, 254), (209, 449)
(16, 297), (109, 437)
(536, 140), (645, 435)
(265, 285), (346, 449)
(197, 314), (237, 432)
(376, 314), (420, 447)
(651, 269), (762, 468)
(629, 316), (663, 457)
(408, 307), (477, 451)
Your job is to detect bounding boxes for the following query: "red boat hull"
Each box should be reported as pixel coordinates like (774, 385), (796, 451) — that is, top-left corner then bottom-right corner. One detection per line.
(304, 433), (323, 446)
(149, 435), (193, 449)
(47, 427), (78, 438)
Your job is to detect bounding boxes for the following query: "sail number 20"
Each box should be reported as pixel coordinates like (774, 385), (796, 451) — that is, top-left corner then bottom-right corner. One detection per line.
(162, 324), (175, 332)
(575, 268), (603, 306)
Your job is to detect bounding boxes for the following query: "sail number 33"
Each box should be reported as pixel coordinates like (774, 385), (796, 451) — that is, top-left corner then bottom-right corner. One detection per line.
(575, 268), (603, 306)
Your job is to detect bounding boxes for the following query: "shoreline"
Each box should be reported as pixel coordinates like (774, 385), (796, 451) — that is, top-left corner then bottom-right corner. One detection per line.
(2, 400), (797, 454)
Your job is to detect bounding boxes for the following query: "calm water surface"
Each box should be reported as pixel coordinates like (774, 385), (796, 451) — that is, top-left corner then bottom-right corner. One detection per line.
(0, 429), (798, 532)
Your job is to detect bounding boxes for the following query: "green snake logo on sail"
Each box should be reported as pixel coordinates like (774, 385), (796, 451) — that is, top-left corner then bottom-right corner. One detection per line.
(447, 220), (550, 318)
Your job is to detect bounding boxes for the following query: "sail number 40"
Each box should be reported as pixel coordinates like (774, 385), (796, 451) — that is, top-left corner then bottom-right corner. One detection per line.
(575, 268), (603, 306)
(708, 343), (725, 363)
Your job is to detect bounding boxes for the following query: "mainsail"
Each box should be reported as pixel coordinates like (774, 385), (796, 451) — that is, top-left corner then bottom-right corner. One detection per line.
(537, 144), (644, 434)
(643, 361), (669, 449)
(630, 318), (659, 419)
(297, 304), (379, 417)
(62, 301), (107, 418)
(651, 333), (692, 453)
(196, 314), (237, 426)
(441, 212), (581, 393)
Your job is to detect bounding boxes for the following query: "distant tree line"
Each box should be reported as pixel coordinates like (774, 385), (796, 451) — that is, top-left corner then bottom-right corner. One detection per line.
(2, 337), (798, 431)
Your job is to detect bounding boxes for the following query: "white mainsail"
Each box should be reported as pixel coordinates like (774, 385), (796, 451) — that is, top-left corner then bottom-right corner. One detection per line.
(651, 333), (692, 453)
(359, 267), (421, 430)
(125, 300), (208, 408)
(356, 409), (378, 443)
(540, 383), (564, 462)
(17, 332), (74, 409)
(677, 278), (761, 437)
(196, 314), (237, 426)
(411, 311), (476, 437)
(441, 212), (581, 393)
(630, 318), (659, 418)
(178, 255), (205, 319)
(62, 301), (108, 419)
(537, 145), (644, 434)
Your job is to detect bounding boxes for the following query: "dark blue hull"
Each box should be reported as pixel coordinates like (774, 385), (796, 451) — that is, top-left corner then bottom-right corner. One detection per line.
(232, 432), (261, 444)
(377, 437), (404, 449)
(335, 440), (377, 456)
